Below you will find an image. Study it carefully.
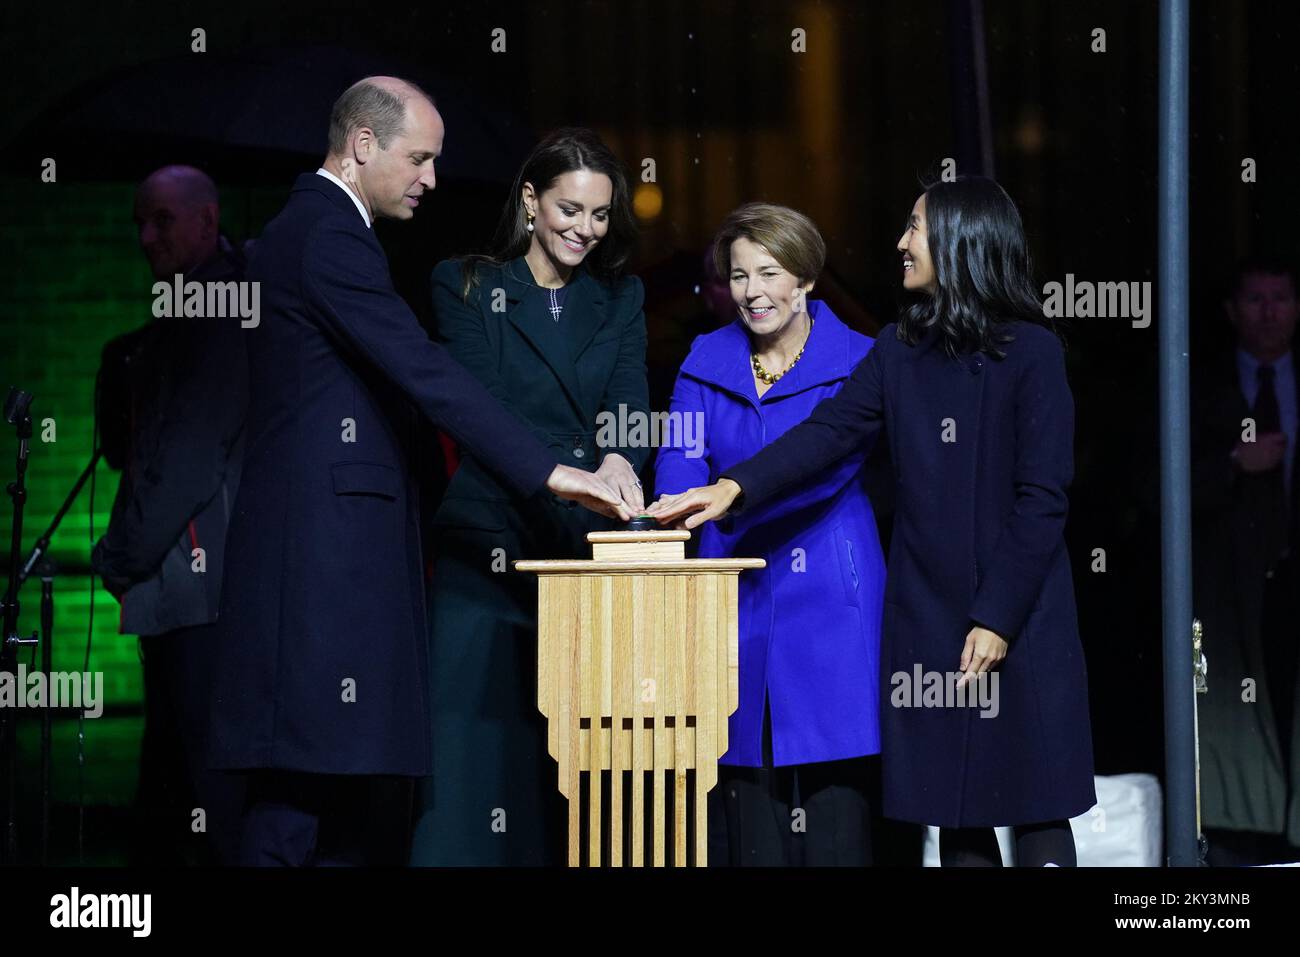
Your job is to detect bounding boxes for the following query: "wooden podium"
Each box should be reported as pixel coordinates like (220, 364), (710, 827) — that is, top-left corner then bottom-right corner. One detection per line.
(516, 530), (764, 867)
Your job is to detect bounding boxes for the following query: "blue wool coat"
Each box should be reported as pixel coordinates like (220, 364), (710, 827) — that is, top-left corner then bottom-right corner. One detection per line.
(655, 301), (886, 767)
(724, 320), (1096, 827)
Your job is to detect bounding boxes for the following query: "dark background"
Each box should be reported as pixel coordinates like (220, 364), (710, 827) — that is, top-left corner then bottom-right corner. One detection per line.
(1, 0), (1296, 861)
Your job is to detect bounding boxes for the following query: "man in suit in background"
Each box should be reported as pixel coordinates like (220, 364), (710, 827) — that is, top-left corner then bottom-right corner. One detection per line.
(93, 165), (249, 864)
(1195, 256), (1300, 865)
(210, 76), (629, 865)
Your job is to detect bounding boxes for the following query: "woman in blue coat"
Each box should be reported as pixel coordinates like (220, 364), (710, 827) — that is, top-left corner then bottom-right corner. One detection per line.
(656, 203), (887, 865)
(650, 178), (1096, 866)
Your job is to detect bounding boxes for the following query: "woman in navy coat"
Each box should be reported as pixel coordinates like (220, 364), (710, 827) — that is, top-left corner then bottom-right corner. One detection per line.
(650, 177), (1096, 866)
(656, 203), (887, 865)
(410, 129), (650, 865)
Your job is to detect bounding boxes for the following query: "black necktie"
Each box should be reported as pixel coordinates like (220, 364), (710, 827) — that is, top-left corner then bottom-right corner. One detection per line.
(1254, 364), (1282, 435)
(1252, 364), (1294, 557)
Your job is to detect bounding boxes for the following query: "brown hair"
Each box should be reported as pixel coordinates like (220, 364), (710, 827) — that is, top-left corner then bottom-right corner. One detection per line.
(328, 77), (436, 155)
(711, 202), (826, 286)
(458, 126), (637, 298)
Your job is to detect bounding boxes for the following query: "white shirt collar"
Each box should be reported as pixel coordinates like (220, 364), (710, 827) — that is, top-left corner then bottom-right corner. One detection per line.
(315, 167), (371, 228)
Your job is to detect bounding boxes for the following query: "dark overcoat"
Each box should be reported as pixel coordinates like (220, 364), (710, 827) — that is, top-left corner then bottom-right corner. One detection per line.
(93, 240), (248, 636)
(410, 256), (650, 864)
(725, 320), (1096, 827)
(210, 175), (557, 777)
(1193, 351), (1300, 844)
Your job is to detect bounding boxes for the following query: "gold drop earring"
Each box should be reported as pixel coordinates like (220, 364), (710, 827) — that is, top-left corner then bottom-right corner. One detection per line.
(526, 210), (535, 233)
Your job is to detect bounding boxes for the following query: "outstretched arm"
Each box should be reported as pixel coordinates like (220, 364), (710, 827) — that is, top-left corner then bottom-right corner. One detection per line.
(648, 335), (887, 528)
(304, 223), (629, 519)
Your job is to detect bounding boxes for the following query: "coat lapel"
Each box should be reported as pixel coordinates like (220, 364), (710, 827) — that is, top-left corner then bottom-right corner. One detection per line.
(567, 268), (609, 363)
(1215, 350), (1300, 530)
(679, 320), (755, 402)
(757, 301), (857, 403)
(497, 256), (590, 417)
(679, 301), (855, 405)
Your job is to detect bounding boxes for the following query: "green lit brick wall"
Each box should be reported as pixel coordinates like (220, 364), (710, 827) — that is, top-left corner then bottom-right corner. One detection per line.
(0, 174), (283, 813)
(0, 176), (157, 711)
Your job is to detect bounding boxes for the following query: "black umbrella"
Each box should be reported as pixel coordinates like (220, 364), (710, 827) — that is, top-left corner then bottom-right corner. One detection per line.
(10, 43), (535, 186)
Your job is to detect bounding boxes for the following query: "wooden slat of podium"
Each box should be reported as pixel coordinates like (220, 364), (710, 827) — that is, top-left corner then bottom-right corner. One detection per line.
(652, 573), (667, 866)
(518, 530), (762, 867)
(609, 576), (626, 867)
(630, 575), (645, 866)
(682, 576), (696, 864)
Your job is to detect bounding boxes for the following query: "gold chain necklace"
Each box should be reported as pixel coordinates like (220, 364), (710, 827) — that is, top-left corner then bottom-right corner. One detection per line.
(752, 317), (814, 385)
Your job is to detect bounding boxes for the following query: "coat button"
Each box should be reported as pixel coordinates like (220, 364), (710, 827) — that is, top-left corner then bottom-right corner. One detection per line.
(572, 439), (585, 459)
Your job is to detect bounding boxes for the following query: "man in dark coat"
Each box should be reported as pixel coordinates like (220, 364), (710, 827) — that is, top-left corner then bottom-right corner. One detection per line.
(93, 165), (249, 865)
(209, 76), (626, 866)
(1195, 257), (1300, 864)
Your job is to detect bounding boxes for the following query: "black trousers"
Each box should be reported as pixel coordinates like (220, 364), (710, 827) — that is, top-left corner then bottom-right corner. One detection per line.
(238, 770), (414, 867)
(708, 698), (878, 866)
(131, 623), (245, 866)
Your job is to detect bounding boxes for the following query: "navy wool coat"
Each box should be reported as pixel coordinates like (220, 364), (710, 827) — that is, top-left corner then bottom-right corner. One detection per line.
(724, 321), (1096, 827)
(210, 174), (557, 777)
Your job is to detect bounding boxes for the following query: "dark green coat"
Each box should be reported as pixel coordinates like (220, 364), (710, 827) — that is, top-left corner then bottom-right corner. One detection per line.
(410, 255), (651, 865)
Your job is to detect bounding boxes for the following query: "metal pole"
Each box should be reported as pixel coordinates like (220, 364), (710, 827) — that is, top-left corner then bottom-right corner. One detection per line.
(1158, 0), (1197, 867)
(946, 0), (996, 178)
(40, 575), (53, 866)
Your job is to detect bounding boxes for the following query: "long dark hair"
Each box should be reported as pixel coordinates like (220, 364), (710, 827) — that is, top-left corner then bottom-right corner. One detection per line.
(459, 127), (638, 297)
(898, 175), (1053, 359)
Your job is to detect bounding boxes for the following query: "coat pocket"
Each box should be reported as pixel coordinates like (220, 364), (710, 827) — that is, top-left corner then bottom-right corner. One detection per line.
(835, 523), (861, 606)
(330, 461), (399, 500)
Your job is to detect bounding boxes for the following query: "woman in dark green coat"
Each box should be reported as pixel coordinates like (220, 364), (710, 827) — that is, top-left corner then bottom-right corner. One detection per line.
(410, 128), (650, 865)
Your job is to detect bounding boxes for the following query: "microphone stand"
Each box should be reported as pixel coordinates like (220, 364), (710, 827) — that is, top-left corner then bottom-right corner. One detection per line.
(18, 450), (102, 865)
(2, 387), (38, 864)
(1, 385), (101, 865)
(20, 449), (102, 587)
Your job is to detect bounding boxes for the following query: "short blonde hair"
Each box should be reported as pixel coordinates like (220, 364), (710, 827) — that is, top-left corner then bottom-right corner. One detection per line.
(711, 202), (826, 286)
